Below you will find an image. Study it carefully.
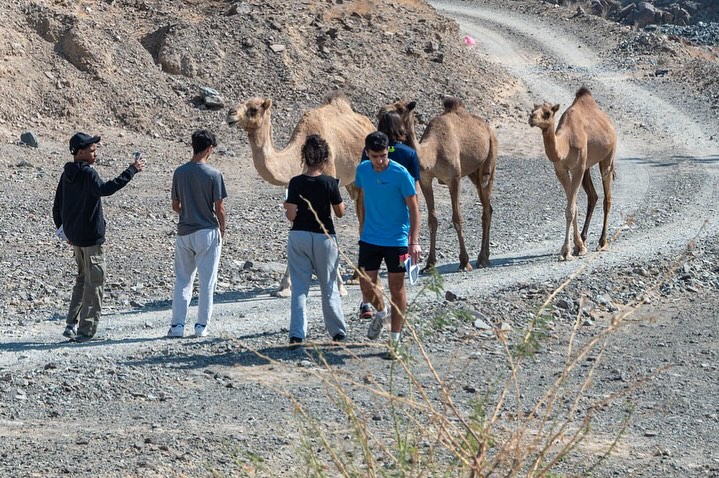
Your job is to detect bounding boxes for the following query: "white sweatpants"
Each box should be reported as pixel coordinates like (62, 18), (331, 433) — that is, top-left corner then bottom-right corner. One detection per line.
(171, 228), (222, 327)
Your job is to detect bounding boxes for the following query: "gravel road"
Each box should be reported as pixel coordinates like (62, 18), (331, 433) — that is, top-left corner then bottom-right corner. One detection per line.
(1, 1), (718, 476)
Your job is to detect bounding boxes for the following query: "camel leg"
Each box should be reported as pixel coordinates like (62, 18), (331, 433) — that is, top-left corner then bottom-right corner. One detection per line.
(449, 176), (472, 271)
(420, 178), (438, 272)
(275, 265), (345, 298)
(469, 169), (493, 268)
(580, 169), (598, 245)
(274, 266), (292, 298)
(555, 168), (585, 260)
(345, 185), (364, 285)
(597, 151), (615, 251)
(569, 167), (588, 257)
(345, 185), (384, 309)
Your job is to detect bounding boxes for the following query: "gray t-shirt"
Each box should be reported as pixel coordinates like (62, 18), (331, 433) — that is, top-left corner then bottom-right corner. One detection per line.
(171, 162), (227, 236)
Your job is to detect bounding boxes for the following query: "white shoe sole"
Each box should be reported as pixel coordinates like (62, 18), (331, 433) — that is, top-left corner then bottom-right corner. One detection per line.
(167, 325), (184, 338)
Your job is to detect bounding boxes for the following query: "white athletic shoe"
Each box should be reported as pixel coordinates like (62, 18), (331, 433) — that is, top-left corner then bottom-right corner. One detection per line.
(167, 324), (184, 338)
(194, 324), (209, 337)
(366, 310), (388, 340)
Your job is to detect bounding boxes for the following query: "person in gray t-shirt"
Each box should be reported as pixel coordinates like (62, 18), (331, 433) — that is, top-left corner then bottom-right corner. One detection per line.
(167, 130), (228, 338)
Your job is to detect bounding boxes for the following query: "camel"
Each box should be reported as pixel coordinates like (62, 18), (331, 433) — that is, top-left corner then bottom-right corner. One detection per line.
(528, 86), (617, 261)
(379, 97), (498, 272)
(226, 92), (374, 296)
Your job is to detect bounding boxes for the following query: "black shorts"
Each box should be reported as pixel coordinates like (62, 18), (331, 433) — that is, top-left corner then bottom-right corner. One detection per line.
(358, 241), (408, 274)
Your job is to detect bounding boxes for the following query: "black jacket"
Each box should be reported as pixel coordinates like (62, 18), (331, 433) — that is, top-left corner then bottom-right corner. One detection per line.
(53, 161), (137, 247)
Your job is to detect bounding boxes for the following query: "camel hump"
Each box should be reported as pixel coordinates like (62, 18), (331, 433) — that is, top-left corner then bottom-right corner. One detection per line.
(442, 96), (464, 113)
(323, 90), (353, 112)
(575, 86), (592, 99)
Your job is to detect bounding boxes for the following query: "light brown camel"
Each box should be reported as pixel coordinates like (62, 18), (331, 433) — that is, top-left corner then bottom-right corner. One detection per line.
(226, 92), (374, 296)
(528, 86), (617, 261)
(380, 97), (498, 271)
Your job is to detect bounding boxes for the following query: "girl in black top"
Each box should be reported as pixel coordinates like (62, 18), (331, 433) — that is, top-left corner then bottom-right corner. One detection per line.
(283, 135), (348, 345)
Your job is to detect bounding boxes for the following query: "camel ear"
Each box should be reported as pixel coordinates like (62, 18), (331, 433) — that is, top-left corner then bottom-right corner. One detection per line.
(533, 103), (542, 110)
(551, 104), (560, 113)
(262, 99), (272, 110)
(407, 101), (417, 111)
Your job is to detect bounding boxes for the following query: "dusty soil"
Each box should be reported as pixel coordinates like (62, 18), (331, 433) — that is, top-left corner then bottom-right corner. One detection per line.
(0, 0), (718, 476)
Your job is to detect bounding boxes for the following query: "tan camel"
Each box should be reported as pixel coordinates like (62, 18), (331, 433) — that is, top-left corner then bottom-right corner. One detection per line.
(528, 86), (617, 261)
(226, 92), (374, 296)
(380, 97), (498, 271)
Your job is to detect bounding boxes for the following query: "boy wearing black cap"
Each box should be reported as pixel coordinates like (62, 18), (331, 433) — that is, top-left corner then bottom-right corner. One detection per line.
(52, 132), (144, 342)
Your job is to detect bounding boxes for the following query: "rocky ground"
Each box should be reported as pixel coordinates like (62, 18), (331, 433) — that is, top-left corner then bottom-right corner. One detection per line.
(1, 0), (718, 476)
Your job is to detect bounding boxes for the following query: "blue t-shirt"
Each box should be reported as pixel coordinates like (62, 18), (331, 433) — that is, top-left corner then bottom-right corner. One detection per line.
(361, 142), (420, 182)
(355, 160), (416, 247)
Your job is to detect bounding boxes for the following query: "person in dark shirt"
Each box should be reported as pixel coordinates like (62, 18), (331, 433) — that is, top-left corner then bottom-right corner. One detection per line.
(283, 134), (348, 346)
(52, 132), (143, 342)
(361, 111), (420, 189)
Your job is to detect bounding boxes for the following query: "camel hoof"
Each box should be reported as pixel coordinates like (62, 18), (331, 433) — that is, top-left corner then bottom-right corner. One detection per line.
(272, 287), (292, 298)
(344, 277), (361, 286)
(476, 258), (490, 268)
(458, 263), (473, 272)
(574, 246), (588, 256)
(421, 264), (436, 274)
(559, 254), (574, 262)
(596, 243), (609, 252)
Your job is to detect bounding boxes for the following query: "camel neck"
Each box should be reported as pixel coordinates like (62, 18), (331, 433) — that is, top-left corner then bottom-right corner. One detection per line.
(541, 125), (564, 163)
(246, 122), (303, 186)
(415, 133), (437, 169)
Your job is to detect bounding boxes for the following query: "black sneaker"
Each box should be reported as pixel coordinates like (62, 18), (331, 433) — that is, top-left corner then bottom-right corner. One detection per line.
(359, 303), (373, 320)
(332, 334), (347, 343)
(62, 325), (76, 339)
(72, 334), (95, 343)
(289, 336), (303, 350)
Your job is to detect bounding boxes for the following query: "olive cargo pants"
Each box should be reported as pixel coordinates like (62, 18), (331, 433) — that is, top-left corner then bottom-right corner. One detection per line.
(66, 244), (105, 338)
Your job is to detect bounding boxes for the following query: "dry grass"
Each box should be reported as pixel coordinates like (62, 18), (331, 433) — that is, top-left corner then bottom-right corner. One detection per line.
(237, 200), (707, 476)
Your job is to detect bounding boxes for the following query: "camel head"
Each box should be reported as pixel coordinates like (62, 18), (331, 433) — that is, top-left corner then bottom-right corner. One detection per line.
(377, 99), (417, 127)
(226, 97), (273, 132)
(528, 103), (560, 129)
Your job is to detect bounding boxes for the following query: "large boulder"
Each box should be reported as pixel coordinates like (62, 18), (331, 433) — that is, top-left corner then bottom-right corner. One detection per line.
(634, 2), (658, 27)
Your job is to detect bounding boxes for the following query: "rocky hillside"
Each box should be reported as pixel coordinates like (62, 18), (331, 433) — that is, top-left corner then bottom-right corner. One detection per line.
(0, 0), (515, 146)
(552, 0), (719, 26)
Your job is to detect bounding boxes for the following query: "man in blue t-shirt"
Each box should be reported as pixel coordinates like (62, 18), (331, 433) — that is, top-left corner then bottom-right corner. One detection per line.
(355, 131), (421, 359)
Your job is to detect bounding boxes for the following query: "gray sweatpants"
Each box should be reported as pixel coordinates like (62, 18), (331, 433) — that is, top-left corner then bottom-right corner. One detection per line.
(287, 230), (347, 340)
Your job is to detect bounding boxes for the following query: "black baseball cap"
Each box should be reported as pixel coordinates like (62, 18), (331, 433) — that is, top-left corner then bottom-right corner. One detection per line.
(69, 132), (101, 155)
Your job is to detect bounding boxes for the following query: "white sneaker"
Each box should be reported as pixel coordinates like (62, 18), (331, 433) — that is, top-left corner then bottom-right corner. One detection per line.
(194, 324), (208, 337)
(366, 311), (387, 340)
(167, 324), (184, 338)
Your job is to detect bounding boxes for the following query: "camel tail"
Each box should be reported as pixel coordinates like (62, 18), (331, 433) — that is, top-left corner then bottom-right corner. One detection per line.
(481, 129), (499, 190)
(442, 96), (464, 113)
(575, 86), (592, 99)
